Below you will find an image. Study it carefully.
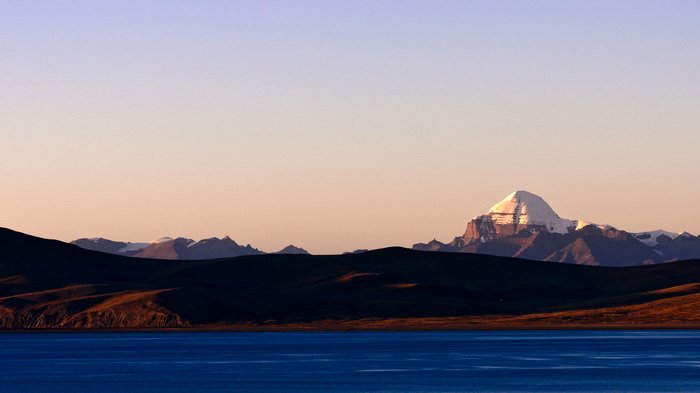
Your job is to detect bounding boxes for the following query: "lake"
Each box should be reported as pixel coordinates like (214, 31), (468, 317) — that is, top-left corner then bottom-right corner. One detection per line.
(2, 330), (700, 392)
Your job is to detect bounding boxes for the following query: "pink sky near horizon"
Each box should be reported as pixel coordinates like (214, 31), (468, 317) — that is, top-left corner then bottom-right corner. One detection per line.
(1, 1), (699, 253)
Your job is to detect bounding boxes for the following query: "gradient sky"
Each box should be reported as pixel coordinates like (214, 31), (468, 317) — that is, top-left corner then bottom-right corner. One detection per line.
(2, 1), (699, 253)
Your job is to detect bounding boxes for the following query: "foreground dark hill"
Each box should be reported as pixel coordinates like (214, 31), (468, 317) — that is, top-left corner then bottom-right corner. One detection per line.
(2, 227), (700, 329)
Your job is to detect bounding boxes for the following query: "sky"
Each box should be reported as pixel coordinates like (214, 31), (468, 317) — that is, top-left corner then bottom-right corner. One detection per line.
(1, 1), (699, 253)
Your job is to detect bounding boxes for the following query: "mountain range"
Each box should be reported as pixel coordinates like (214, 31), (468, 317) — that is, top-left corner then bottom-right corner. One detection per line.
(72, 236), (308, 260)
(413, 190), (700, 266)
(66, 190), (699, 265)
(3, 227), (700, 329)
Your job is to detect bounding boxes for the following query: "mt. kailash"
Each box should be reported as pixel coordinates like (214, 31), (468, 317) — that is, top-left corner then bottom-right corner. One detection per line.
(413, 190), (700, 266)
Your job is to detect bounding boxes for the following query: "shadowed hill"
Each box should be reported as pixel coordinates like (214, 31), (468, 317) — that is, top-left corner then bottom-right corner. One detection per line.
(2, 227), (700, 329)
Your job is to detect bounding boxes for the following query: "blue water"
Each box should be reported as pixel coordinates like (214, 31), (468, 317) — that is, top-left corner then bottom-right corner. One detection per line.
(2, 331), (700, 392)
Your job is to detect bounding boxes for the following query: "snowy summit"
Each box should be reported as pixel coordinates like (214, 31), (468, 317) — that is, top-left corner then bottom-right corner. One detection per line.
(486, 190), (575, 234)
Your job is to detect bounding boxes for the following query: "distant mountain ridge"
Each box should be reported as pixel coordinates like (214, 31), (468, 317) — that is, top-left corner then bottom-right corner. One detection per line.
(414, 190), (700, 266)
(72, 236), (308, 259)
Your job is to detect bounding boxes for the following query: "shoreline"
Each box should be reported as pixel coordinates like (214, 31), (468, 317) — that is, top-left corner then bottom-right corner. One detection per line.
(3, 319), (700, 333)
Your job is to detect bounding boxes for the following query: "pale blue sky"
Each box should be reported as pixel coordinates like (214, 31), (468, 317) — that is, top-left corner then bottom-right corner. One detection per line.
(1, 1), (699, 253)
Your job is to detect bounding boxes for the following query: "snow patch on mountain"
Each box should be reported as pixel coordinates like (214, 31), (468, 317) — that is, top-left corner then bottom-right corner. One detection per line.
(633, 230), (679, 247)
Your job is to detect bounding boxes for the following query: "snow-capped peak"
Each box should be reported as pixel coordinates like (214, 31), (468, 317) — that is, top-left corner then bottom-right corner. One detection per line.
(486, 190), (575, 234)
